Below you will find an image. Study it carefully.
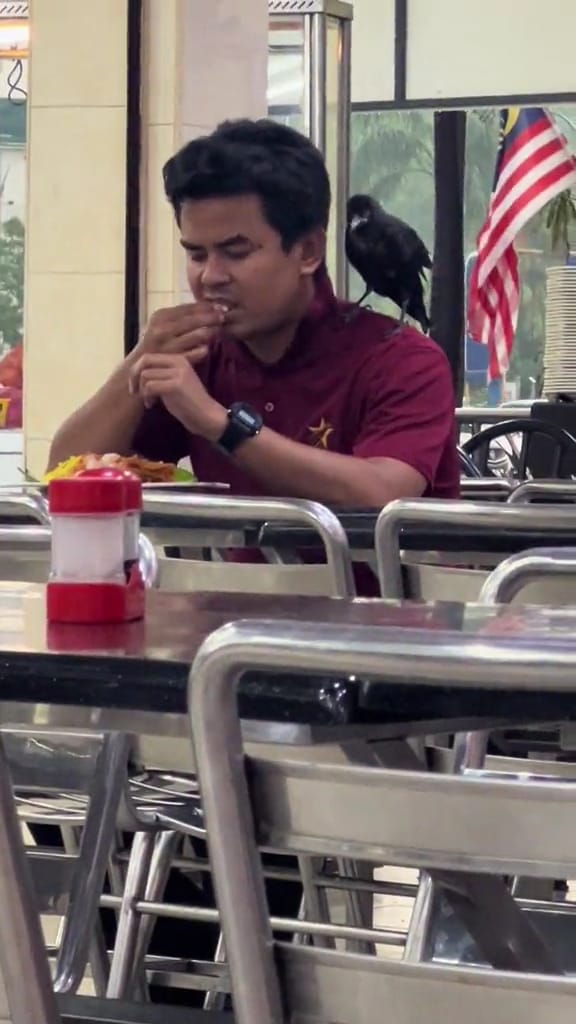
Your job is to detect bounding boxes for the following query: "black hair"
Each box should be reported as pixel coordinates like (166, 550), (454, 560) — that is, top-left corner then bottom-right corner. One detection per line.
(163, 118), (331, 250)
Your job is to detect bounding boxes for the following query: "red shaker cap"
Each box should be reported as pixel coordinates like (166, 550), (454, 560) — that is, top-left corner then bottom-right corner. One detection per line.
(120, 470), (143, 512)
(49, 469), (127, 515)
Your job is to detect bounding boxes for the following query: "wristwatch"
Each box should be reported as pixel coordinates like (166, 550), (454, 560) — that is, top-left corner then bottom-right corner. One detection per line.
(217, 402), (263, 454)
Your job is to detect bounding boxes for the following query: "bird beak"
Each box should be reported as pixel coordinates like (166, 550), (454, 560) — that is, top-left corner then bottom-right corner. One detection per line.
(350, 214), (368, 230)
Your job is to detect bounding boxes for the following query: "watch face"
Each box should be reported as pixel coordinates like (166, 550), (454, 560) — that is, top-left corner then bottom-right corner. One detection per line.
(231, 403), (263, 432)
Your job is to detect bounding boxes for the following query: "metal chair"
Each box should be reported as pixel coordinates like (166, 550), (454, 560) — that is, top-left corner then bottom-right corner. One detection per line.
(142, 494), (355, 597)
(461, 478), (517, 501)
(509, 479), (576, 504)
(462, 417), (576, 479)
(189, 618), (576, 1024)
(105, 496), (368, 1005)
(457, 447), (482, 478)
(0, 520), (158, 1001)
(7, 730), (133, 995)
(375, 497), (576, 603)
(418, 546), (576, 966)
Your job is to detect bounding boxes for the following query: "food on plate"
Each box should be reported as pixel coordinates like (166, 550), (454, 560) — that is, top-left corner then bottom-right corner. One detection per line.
(43, 453), (195, 484)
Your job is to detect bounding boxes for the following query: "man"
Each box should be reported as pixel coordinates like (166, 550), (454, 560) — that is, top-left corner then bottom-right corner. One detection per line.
(47, 119), (459, 1006)
(49, 119), (459, 506)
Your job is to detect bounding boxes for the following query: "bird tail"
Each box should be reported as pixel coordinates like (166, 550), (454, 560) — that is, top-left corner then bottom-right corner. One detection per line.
(415, 305), (430, 334)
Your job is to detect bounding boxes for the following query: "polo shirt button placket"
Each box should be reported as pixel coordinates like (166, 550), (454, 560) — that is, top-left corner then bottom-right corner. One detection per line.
(264, 402), (275, 413)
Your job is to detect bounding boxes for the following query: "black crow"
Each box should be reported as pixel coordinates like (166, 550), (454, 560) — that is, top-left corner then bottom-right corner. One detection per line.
(345, 194), (432, 333)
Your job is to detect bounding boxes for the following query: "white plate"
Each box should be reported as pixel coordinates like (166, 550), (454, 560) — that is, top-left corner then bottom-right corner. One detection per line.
(0, 480), (230, 493)
(142, 481), (230, 491)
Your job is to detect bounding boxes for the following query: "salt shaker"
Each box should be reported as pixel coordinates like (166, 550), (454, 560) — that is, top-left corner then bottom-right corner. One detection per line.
(47, 469), (145, 624)
(121, 470), (143, 583)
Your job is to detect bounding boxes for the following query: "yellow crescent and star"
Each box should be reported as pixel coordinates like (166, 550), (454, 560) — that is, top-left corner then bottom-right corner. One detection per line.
(308, 417), (334, 449)
(502, 107), (520, 140)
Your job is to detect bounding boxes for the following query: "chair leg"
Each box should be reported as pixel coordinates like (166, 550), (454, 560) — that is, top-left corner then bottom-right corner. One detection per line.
(0, 734), (61, 1024)
(295, 857), (335, 949)
(55, 732), (132, 995)
(338, 857), (376, 955)
(129, 830), (180, 1001)
(60, 823), (109, 997)
(106, 830), (155, 1000)
(404, 872), (435, 961)
(203, 932), (228, 1011)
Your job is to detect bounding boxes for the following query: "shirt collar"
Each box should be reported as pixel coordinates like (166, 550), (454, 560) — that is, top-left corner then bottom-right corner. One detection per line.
(225, 264), (343, 374)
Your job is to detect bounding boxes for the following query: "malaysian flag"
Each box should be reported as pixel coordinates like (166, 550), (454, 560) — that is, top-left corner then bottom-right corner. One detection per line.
(467, 107), (576, 381)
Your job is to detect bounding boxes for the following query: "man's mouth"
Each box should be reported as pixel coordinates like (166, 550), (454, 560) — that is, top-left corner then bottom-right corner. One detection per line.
(206, 298), (236, 313)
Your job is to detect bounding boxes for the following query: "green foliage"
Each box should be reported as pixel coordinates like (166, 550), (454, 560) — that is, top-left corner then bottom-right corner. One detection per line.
(545, 189), (576, 255)
(0, 217), (24, 347)
(349, 105), (576, 399)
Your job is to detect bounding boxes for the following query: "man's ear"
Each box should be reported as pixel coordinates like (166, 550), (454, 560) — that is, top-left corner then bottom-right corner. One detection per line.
(298, 228), (326, 277)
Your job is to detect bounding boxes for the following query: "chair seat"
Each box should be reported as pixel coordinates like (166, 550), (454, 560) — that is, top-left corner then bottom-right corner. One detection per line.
(59, 994), (233, 1023)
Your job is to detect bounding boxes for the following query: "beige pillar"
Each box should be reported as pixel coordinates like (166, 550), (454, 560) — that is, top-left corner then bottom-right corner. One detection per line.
(24, 0), (129, 476)
(24, 0), (269, 476)
(142, 0), (269, 318)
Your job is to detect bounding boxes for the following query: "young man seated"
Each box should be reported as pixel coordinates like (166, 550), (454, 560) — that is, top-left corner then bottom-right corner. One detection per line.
(49, 118), (459, 509)
(47, 118), (459, 1007)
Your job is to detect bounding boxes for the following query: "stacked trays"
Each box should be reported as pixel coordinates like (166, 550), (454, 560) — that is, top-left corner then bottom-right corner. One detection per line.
(543, 264), (576, 397)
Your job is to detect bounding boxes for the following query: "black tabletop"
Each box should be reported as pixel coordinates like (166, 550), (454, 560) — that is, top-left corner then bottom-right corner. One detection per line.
(0, 585), (576, 733)
(257, 517), (576, 554)
(0, 585), (462, 725)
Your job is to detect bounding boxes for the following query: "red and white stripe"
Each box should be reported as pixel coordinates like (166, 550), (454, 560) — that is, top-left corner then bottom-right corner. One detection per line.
(468, 110), (576, 381)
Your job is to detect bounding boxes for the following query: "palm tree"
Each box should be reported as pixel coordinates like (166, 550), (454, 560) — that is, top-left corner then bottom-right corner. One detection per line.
(544, 189), (576, 256)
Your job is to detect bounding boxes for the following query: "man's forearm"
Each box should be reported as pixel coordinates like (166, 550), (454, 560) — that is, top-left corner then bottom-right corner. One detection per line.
(231, 426), (418, 507)
(48, 359), (143, 470)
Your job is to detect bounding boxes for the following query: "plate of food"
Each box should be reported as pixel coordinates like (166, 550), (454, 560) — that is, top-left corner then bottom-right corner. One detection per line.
(41, 454), (230, 491)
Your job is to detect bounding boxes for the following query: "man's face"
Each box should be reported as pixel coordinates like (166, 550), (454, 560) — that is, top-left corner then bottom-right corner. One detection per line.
(179, 194), (322, 341)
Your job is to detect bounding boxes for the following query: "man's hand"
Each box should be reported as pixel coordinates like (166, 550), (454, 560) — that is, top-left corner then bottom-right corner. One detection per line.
(134, 301), (227, 359)
(129, 353), (227, 442)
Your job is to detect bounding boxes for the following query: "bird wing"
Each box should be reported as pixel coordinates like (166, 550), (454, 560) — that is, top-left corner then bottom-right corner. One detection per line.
(372, 208), (432, 271)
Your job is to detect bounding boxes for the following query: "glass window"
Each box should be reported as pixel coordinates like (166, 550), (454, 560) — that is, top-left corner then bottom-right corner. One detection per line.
(350, 103), (576, 405)
(0, 14), (27, 432)
(268, 16), (306, 135)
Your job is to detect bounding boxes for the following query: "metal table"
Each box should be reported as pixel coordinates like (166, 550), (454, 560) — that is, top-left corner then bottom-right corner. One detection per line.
(2, 585), (576, 744)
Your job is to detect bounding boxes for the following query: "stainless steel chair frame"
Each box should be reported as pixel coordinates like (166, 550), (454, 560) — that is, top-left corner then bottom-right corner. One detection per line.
(188, 619), (576, 1024)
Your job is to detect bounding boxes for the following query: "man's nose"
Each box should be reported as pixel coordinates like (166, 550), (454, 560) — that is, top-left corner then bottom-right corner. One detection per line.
(200, 253), (231, 289)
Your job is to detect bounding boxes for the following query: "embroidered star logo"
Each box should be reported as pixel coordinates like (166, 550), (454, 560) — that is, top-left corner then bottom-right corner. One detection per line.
(308, 417), (334, 450)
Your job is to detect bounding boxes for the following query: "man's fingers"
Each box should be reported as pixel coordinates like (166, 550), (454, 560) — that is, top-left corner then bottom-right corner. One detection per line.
(139, 377), (173, 409)
(165, 329), (218, 353)
(130, 346), (207, 377)
(185, 344), (209, 364)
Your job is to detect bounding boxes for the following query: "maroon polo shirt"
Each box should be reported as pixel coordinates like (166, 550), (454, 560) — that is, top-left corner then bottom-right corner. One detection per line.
(133, 271), (460, 500)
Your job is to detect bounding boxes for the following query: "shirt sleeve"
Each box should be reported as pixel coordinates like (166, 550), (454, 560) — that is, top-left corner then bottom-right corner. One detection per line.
(131, 404), (189, 463)
(352, 336), (456, 488)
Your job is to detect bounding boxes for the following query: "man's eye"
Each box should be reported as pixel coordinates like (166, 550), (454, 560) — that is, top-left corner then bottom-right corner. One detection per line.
(188, 251), (206, 264)
(225, 248), (251, 260)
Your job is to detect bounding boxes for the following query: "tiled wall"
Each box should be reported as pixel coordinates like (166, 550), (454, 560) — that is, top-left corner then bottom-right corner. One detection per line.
(24, 0), (129, 476)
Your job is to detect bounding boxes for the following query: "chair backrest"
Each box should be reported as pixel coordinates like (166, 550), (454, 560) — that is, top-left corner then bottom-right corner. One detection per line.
(0, 523), (158, 588)
(0, 490), (50, 525)
(462, 417), (576, 479)
(508, 480), (576, 504)
(2, 729), (132, 995)
(457, 447), (482, 478)
(375, 498), (576, 601)
(142, 494), (355, 597)
(479, 547), (576, 605)
(461, 478), (516, 501)
(189, 619), (576, 1024)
